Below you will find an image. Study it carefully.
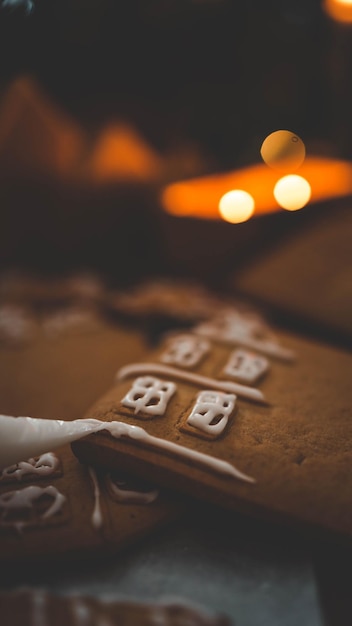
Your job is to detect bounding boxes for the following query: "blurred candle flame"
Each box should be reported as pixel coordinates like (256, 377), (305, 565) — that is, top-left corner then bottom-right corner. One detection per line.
(273, 175), (311, 211)
(324, 0), (352, 23)
(161, 157), (352, 220)
(218, 190), (255, 223)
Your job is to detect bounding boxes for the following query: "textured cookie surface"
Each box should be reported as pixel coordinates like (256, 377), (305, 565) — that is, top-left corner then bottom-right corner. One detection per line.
(232, 205), (352, 340)
(0, 314), (179, 561)
(72, 309), (352, 540)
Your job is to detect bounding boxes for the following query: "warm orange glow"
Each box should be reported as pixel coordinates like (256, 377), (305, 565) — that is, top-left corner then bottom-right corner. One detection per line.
(260, 130), (305, 172)
(324, 0), (352, 23)
(0, 77), (85, 176)
(273, 175), (311, 211)
(161, 157), (352, 220)
(218, 190), (255, 223)
(87, 125), (162, 182)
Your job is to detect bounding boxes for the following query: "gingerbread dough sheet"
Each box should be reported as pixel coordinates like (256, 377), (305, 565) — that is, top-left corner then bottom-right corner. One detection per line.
(232, 206), (352, 340)
(0, 317), (179, 562)
(73, 312), (352, 540)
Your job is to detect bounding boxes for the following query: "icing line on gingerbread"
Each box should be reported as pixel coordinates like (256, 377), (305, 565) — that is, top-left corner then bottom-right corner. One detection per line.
(116, 363), (265, 403)
(88, 467), (103, 530)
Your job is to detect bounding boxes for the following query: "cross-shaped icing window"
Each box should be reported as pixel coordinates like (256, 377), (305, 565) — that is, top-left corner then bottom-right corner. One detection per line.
(122, 376), (176, 416)
(223, 349), (269, 384)
(160, 334), (210, 368)
(187, 390), (236, 436)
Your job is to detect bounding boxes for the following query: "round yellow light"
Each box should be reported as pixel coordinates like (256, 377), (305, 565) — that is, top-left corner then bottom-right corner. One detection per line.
(324, 0), (352, 23)
(273, 175), (311, 211)
(260, 130), (306, 172)
(218, 190), (255, 223)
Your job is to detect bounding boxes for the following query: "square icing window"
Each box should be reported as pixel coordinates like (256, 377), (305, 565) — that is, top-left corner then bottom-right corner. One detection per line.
(223, 349), (269, 384)
(121, 376), (176, 417)
(185, 390), (236, 438)
(160, 334), (210, 368)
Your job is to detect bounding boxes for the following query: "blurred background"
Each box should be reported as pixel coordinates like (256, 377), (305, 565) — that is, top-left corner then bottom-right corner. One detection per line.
(0, 0), (351, 340)
(0, 5), (351, 625)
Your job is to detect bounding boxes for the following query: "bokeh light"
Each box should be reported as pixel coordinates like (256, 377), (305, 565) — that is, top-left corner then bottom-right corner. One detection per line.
(324, 0), (352, 23)
(273, 175), (311, 211)
(260, 130), (306, 172)
(218, 190), (255, 223)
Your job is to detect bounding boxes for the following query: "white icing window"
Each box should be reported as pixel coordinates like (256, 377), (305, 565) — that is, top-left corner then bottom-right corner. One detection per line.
(0, 453), (60, 483)
(223, 349), (269, 384)
(0, 485), (66, 531)
(160, 334), (210, 368)
(187, 390), (236, 436)
(122, 376), (176, 416)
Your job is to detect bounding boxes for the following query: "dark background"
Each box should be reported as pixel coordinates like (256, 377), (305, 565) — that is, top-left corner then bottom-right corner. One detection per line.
(0, 0), (346, 165)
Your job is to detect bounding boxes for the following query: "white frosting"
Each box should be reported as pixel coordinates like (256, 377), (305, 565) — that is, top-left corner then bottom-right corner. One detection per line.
(160, 334), (210, 368)
(0, 452), (60, 482)
(0, 484), (66, 532)
(106, 474), (159, 504)
(101, 421), (255, 484)
(0, 415), (117, 470)
(116, 363), (265, 403)
(88, 467), (103, 530)
(0, 415), (255, 484)
(195, 310), (295, 361)
(121, 376), (176, 416)
(187, 391), (236, 437)
(223, 349), (269, 384)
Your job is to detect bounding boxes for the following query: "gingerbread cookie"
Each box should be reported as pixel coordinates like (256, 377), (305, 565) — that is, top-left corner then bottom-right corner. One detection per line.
(72, 306), (352, 540)
(0, 313), (179, 562)
(232, 205), (352, 341)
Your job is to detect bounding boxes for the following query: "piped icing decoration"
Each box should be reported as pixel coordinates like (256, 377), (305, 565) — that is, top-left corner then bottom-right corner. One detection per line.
(121, 376), (176, 416)
(0, 452), (60, 482)
(160, 334), (210, 368)
(116, 363), (265, 404)
(223, 349), (269, 384)
(187, 391), (236, 437)
(105, 473), (159, 505)
(88, 467), (103, 530)
(0, 415), (254, 484)
(0, 484), (66, 532)
(195, 309), (295, 361)
(100, 421), (255, 484)
(0, 414), (123, 470)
